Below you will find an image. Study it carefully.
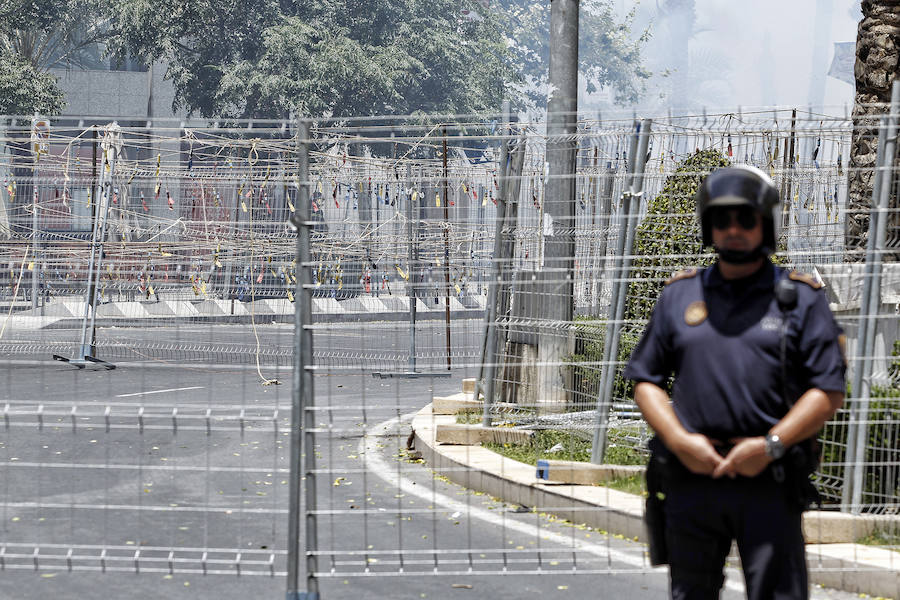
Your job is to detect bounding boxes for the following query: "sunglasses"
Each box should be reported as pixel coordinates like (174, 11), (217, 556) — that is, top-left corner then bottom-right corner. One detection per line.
(709, 206), (759, 230)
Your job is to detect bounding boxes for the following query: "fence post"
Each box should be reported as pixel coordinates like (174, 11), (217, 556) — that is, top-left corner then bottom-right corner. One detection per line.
(287, 119), (318, 600)
(591, 119), (652, 465)
(479, 101), (510, 424)
(494, 136), (527, 403)
(407, 162), (417, 373)
(442, 128), (452, 369)
(54, 124), (119, 369)
(844, 80), (900, 513)
(840, 114), (886, 510)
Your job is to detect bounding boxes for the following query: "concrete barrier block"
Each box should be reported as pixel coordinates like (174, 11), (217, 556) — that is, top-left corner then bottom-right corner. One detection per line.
(246, 300), (274, 315)
(435, 424), (532, 445)
(169, 301), (199, 317)
(432, 395), (483, 414)
(194, 299), (226, 315)
(62, 300), (86, 315)
(142, 301), (174, 316)
(808, 543), (900, 599)
(95, 302), (125, 317)
(803, 511), (900, 544)
(115, 302), (145, 318)
(228, 301), (250, 315)
(41, 302), (76, 317)
(337, 299), (364, 313)
(538, 461), (644, 485)
(379, 297), (408, 312)
(357, 297), (383, 313)
(265, 299), (293, 314)
(314, 298), (342, 314)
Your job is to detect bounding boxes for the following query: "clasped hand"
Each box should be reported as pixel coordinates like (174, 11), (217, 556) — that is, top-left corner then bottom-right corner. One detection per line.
(672, 433), (771, 479)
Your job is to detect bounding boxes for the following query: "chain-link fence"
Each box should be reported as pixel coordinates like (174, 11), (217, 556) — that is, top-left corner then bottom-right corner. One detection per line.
(1, 106), (898, 598)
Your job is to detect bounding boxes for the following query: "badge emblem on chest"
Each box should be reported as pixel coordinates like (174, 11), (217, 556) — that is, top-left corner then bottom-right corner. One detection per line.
(684, 301), (708, 326)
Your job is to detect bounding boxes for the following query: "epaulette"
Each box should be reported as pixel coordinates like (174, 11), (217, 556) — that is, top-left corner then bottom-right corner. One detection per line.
(664, 268), (699, 286)
(788, 270), (823, 290)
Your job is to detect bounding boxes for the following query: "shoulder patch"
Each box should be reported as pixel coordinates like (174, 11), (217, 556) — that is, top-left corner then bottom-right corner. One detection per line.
(788, 270), (823, 290)
(665, 268), (699, 286)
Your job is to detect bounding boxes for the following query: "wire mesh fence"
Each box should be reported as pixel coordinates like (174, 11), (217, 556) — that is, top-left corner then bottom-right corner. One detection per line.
(0, 106), (898, 597)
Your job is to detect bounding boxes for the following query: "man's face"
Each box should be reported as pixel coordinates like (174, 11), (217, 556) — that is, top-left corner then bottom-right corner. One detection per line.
(709, 205), (763, 254)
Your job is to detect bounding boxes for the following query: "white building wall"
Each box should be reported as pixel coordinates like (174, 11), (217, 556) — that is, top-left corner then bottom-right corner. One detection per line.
(50, 62), (183, 120)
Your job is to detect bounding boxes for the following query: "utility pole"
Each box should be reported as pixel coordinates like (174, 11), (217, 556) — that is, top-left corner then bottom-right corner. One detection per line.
(539, 0), (579, 410)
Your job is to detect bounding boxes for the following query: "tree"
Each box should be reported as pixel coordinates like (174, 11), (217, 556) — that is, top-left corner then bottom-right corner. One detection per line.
(107, 0), (649, 119)
(0, 0), (109, 115)
(0, 51), (65, 114)
(497, 0), (650, 108)
(847, 0), (900, 257)
(107, 0), (518, 118)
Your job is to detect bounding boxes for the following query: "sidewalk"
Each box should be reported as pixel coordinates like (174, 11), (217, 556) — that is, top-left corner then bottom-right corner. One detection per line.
(413, 382), (900, 600)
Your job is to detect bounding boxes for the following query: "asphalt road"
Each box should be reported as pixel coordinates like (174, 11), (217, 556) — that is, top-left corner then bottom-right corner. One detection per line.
(0, 323), (873, 599)
(2, 319), (485, 372)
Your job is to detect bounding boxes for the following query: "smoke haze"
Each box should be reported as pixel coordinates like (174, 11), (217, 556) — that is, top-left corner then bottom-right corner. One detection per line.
(618, 0), (862, 113)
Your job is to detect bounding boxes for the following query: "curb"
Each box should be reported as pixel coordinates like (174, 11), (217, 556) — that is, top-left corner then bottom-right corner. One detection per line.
(413, 403), (900, 599)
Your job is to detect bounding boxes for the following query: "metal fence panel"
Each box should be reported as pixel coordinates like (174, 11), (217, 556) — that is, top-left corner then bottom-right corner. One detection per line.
(1, 110), (898, 598)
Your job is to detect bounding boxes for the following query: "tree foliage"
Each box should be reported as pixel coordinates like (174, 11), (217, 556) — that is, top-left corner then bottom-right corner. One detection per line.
(624, 149), (728, 324)
(498, 0), (650, 107)
(1, 0), (111, 115)
(0, 50), (65, 115)
(614, 149), (729, 400)
(106, 0), (517, 118)
(1, 0), (108, 68)
(106, 0), (649, 119)
(2, 0), (651, 119)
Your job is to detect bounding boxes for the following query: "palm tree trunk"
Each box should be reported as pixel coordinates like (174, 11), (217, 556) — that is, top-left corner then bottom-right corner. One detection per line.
(847, 0), (900, 257)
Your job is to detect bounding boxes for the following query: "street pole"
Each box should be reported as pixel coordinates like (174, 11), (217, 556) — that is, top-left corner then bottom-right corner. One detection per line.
(539, 0), (579, 410)
(31, 185), (38, 310)
(287, 119), (318, 600)
(442, 128), (452, 369)
(407, 162), (417, 372)
(477, 101), (510, 415)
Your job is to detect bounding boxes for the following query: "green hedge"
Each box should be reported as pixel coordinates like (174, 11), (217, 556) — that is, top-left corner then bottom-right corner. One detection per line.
(567, 149), (726, 419)
(818, 384), (900, 508)
(614, 149), (728, 401)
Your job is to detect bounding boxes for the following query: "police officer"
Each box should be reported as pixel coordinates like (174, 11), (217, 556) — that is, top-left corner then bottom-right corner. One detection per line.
(623, 165), (846, 600)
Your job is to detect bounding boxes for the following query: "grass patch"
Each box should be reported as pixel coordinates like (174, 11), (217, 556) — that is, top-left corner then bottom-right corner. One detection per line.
(856, 529), (900, 552)
(606, 474), (647, 496)
(455, 412), (488, 424)
(483, 429), (592, 463)
(477, 428), (648, 495)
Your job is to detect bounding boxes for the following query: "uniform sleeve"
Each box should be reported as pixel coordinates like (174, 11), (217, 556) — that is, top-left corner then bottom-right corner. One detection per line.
(623, 291), (674, 387)
(797, 291), (846, 393)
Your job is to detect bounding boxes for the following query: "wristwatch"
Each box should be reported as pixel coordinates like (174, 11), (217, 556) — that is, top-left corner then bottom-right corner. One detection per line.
(764, 433), (786, 460)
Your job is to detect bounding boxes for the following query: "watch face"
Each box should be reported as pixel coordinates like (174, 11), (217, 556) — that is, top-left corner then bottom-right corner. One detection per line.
(766, 435), (785, 459)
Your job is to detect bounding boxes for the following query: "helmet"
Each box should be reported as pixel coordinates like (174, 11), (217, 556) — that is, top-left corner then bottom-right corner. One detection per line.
(696, 165), (780, 252)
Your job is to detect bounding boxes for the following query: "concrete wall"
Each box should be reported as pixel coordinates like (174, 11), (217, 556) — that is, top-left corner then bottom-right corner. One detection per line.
(50, 62), (182, 119)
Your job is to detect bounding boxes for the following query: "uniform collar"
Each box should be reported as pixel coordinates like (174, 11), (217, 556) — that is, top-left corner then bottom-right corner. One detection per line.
(704, 259), (775, 290)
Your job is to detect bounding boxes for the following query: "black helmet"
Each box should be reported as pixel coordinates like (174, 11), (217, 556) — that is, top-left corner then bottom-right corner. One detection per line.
(696, 165), (780, 252)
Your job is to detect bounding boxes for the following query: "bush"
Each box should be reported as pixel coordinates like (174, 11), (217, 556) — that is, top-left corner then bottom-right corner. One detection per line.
(817, 372), (900, 509)
(614, 149), (728, 401)
(0, 51), (65, 115)
(564, 150), (728, 457)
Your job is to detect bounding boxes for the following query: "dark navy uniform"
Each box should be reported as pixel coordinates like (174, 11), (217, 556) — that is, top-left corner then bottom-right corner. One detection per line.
(624, 260), (846, 600)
